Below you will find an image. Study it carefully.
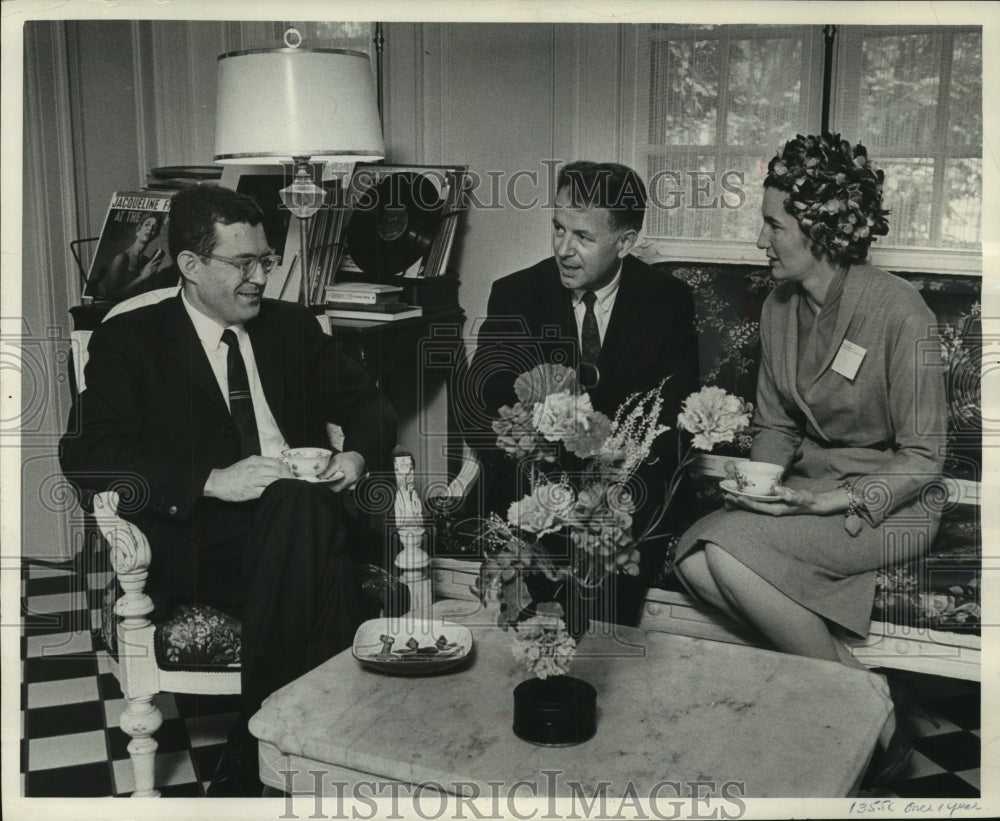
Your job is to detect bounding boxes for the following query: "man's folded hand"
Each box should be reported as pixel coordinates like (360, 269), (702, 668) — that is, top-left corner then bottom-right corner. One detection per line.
(320, 451), (366, 492)
(203, 456), (293, 502)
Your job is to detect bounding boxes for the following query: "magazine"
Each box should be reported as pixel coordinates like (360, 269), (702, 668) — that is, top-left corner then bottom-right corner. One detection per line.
(84, 190), (177, 302)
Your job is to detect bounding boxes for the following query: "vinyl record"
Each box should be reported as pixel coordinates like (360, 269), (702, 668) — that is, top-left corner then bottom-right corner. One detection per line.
(348, 172), (443, 280)
(149, 165), (223, 180)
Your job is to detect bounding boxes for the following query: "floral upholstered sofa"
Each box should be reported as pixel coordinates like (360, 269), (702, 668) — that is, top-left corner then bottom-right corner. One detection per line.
(429, 261), (981, 680)
(641, 262), (982, 680)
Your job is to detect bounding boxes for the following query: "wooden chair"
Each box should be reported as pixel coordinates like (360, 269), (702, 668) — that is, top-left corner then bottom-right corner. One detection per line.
(69, 287), (407, 795)
(91, 489), (240, 796)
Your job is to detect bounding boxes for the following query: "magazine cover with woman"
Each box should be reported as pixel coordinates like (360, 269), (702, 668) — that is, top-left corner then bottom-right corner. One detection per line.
(84, 190), (179, 302)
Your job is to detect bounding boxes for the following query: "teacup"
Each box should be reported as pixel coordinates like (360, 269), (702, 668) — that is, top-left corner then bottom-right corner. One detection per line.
(282, 447), (332, 479)
(733, 461), (783, 496)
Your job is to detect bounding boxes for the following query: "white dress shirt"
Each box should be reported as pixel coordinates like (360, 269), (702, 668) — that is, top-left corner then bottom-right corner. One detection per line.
(182, 291), (289, 458)
(570, 264), (622, 348)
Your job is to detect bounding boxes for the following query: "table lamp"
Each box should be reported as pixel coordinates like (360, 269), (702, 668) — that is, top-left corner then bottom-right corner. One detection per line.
(214, 28), (385, 305)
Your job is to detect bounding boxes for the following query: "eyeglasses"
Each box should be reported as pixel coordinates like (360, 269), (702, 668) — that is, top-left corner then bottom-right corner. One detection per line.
(200, 252), (282, 281)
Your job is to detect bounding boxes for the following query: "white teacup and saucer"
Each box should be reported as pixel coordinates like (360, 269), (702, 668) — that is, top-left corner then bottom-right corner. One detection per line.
(720, 461), (784, 501)
(281, 447), (345, 483)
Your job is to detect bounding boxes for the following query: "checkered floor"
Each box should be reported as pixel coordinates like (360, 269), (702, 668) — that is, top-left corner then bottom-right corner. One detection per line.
(20, 557), (981, 798)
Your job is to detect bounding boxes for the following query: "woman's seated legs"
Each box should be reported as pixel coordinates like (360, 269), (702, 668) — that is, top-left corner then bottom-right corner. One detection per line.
(674, 549), (749, 627)
(701, 542), (843, 662)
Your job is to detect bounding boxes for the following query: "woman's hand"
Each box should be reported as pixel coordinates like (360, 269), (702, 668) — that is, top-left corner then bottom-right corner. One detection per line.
(137, 250), (164, 282)
(724, 484), (849, 517)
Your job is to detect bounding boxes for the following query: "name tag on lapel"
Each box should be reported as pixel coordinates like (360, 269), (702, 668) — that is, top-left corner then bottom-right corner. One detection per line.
(831, 339), (866, 381)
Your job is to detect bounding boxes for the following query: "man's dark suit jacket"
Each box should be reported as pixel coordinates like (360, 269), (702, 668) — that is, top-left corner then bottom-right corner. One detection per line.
(60, 295), (397, 605)
(464, 254), (700, 561)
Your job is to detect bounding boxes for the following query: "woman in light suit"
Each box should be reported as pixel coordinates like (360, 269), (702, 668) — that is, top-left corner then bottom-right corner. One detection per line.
(673, 134), (947, 779)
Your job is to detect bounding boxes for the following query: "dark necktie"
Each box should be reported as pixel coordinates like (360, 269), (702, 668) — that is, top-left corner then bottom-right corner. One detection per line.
(581, 290), (601, 367)
(221, 328), (260, 458)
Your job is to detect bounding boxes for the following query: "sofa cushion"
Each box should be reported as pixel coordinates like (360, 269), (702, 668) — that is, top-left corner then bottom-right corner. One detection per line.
(872, 504), (981, 634)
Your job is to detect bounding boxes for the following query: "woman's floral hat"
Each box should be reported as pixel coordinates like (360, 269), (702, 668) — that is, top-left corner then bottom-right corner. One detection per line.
(765, 133), (890, 266)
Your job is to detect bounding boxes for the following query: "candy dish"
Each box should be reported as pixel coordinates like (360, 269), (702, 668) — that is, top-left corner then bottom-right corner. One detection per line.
(352, 617), (472, 675)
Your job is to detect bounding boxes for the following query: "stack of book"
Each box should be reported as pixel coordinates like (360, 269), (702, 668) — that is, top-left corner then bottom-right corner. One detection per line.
(324, 282), (424, 322)
(145, 165), (222, 190)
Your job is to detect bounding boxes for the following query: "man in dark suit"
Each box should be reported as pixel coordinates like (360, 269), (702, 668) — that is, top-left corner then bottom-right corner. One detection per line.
(463, 161), (699, 622)
(60, 185), (397, 796)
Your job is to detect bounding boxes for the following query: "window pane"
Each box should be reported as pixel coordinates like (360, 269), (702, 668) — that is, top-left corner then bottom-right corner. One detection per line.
(645, 153), (719, 238)
(941, 158), (982, 247)
(726, 35), (804, 146)
(858, 33), (940, 152)
(949, 32), (982, 152)
(639, 26), (819, 242)
(720, 154), (769, 244)
(647, 36), (719, 145)
(878, 159), (935, 247)
(842, 28), (981, 250)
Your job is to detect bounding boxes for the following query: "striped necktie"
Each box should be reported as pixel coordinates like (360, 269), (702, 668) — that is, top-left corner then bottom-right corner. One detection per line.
(221, 328), (260, 459)
(581, 290), (601, 366)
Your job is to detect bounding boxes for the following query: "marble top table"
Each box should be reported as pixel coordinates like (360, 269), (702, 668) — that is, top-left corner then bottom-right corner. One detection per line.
(249, 599), (892, 799)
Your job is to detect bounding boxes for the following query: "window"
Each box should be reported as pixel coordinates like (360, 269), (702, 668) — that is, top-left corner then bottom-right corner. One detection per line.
(833, 26), (982, 251)
(636, 26), (824, 247)
(632, 25), (982, 271)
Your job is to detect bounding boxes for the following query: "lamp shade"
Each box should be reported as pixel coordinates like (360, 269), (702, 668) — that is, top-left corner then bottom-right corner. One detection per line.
(214, 47), (385, 163)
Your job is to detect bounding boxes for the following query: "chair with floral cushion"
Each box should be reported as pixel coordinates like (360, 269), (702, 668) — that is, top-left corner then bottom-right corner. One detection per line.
(89, 489), (404, 797)
(70, 288), (408, 796)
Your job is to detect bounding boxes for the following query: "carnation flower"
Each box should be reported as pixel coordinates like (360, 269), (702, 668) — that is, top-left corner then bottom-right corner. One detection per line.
(514, 363), (577, 405)
(534, 481), (576, 519)
(493, 402), (540, 460)
(532, 390), (596, 442)
(507, 482), (574, 536)
(511, 614), (577, 679)
(677, 386), (753, 451)
(563, 409), (612, 458)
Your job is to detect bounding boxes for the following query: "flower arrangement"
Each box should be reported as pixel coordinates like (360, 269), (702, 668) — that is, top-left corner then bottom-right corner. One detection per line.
(474, 364), (753, 669)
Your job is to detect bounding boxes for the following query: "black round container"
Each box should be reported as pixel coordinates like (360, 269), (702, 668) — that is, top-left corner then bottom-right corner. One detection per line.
(512, 676), (596, 746)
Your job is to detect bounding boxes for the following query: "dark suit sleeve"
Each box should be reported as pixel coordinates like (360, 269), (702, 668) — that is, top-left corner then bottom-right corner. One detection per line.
(457, 280), (512, 457)
(59, 319), (212, 521)
(651, 279), (700, 461)
(661, 280), (701, 415)
(474, 279), (524, 418)
(310, 318), (397, 472)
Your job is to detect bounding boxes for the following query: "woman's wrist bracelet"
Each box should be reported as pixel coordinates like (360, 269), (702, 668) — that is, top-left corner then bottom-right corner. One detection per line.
(839, 481), (864, 536)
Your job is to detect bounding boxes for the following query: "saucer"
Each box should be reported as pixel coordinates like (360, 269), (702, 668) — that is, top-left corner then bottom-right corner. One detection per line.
(353, 617), (472, 676)
(719, 478), (782, 502)
(297, 471), (345, 484)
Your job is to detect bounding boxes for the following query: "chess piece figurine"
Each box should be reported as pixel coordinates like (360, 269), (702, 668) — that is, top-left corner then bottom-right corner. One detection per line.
(392, 450), (432, 617)
(393, 451), (424, 526)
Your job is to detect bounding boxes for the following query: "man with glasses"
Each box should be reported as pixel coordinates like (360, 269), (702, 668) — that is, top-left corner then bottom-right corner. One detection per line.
(60, 184), (397, 796)
(464, 161), (699, 622)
